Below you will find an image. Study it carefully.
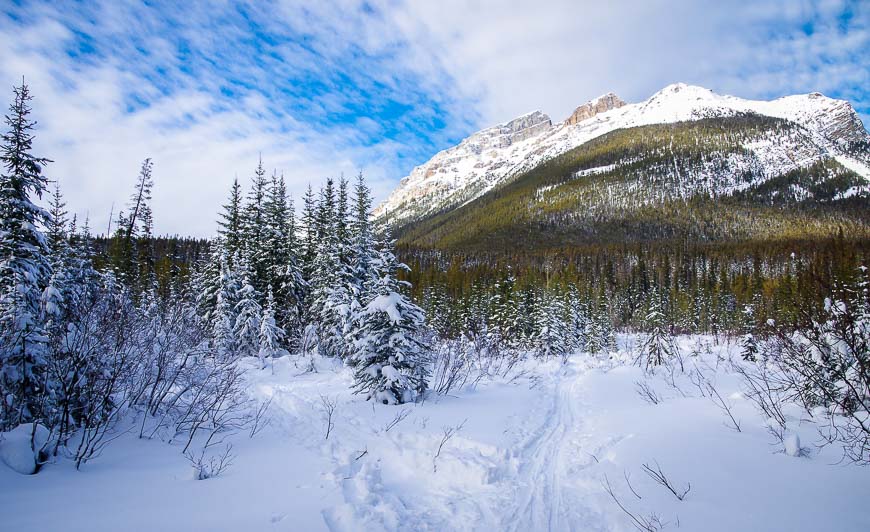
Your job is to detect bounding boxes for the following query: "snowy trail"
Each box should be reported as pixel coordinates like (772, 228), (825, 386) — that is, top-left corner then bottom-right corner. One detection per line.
(502, 362), (605, 532)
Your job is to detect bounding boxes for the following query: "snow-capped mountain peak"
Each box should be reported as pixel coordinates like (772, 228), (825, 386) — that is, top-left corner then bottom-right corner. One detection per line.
(375, 83), (869, 227)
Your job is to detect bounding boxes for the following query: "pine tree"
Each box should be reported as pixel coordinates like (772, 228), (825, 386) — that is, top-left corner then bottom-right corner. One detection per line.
(534, 290), (570, 359)
(344, 174), (378, 358)
(336, 176), (349, 262)
(41, 183), (72, 332)
(640, 296), (677, 369)
(300, 183), (317, 283)
(242, 157), (269, 296)
(193, 243), (222, 329)
(350, 240), (429, 404)
(0, 82), (53, 430)
(586, 296), (615, 354)
(217, 178), (243, 259)
(741, 302), (760, 362)
(42, 184), (71, 320)
(212, 253), (240, 360)
(126, 159), (154, 291)
(234, 268), (262, 359)
(45, 183), (70, 269)
(258, 287), (285, 368)
(263, 173), (305, 344)
(311, 179), (344, 356)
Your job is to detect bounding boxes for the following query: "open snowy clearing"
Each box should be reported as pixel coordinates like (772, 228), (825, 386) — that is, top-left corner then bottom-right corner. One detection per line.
(2, 336), (868, 532)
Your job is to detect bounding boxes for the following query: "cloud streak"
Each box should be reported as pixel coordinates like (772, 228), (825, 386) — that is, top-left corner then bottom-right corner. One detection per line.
(0, 0), (866, 236)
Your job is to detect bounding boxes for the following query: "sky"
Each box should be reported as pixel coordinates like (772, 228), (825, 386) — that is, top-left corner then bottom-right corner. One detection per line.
(0, 0), (867, 237)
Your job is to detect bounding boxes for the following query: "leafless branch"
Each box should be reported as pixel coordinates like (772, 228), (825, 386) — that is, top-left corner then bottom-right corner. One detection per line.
(433, 419), (466, 473)
(642, 460), (691, 501)
(319, 395), (337, 440)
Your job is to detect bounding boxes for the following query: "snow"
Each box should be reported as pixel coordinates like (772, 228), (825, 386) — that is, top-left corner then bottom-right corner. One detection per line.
(2, 338), (870, 531)
(367, 292), (403, 323)
(0, 423), (49, 475)
(784, 432), (802, 457)
(375, 83), (869, 226)
(834, 154), (870, 181)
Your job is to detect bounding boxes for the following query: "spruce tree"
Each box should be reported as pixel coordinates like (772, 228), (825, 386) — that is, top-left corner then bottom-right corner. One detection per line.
(212, 253), (240, 360)
(350, 240), (429, 404)
(242, 157), (268, 296)
(640, 296), (677, 369)
(45, 183), (70, 270)
(311, 179), (344, 356)
(300, 184), (317, 284)
(0, 82), (53, 430)
(741, 303), (760, 362)
(217, 177), (243, 259)
(125, 158), (154, 291)
(234, 267), (262, 359)
(263, 173), (305, 344)
(534, 290), (570, 359)
(258, 287), (285, 368)
(343, 174), (378, 358)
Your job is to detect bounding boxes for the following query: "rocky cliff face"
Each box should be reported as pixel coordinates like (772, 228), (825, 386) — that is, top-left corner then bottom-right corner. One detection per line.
(564, 93), (625, 125)
(468, 111), (552, 151)
(799, 92), (867, 144)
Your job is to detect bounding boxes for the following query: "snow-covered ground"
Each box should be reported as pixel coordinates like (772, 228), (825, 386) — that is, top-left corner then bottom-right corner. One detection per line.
(2, 336), (869, 531)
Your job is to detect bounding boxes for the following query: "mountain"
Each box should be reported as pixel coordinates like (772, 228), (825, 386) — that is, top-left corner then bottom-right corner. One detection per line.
(375, 83), (870, 241)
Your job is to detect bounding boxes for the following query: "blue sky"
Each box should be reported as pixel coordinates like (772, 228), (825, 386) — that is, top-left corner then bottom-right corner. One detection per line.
(0, 0), (867, 236)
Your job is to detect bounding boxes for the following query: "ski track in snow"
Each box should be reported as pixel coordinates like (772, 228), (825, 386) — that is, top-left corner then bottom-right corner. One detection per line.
(284, 359), (616, 532)
(505, 365), (581, 532)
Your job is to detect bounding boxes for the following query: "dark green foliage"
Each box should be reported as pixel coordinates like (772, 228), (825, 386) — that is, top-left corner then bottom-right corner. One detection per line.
(395, 116), (869, 252)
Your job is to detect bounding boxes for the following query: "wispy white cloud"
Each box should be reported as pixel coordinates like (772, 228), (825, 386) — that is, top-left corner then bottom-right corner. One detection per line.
(0, 0), (866, 237)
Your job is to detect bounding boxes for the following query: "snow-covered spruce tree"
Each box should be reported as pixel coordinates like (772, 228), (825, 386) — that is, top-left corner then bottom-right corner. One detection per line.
(43, 214), (105, 453)
(192, 242), (221, 329)
(566, 286), (591, 353)
(534, 290), (570, 359)
(300, 183), (318, 286)
(640, 296), (678, 369)
(349, 174), (378, 295)
(42, 183), (71, 324)
(45, 183), (71, 272)
(488, 275), (517, 348)
(212, 253), (241, 360)
(585, 297), (615, 354)
(233, 268), (262, 359)
(241, 157), (269, 297)
(111, 158), (154, 292)
(511, 287), (537, 350)
(350, 239), (430, 405)
(263, 173), (305, 347)
(311, 178), (353, 358)
(741, 303), (760, 362)
(258, 287), (284, 368)
(344, 173), (378, 361)
(0, 82), (54, 431)
(133, 160), (156, 298)
(217, 177), (243, 259)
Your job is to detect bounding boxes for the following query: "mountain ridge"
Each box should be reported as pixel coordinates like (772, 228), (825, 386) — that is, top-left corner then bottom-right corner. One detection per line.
(375, 83), (869, 231)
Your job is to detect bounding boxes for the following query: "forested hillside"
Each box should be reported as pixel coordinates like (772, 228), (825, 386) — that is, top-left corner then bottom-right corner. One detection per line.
(385, 115), (870, 340)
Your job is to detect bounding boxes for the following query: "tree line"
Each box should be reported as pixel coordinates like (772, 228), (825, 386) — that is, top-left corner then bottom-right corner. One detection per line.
(0, 83), (429, 472)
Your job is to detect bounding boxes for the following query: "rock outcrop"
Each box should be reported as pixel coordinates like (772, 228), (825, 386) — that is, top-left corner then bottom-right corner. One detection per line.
(565, 93), (626, 125)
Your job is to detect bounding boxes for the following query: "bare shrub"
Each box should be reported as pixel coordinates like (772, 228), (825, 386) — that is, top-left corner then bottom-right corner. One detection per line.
(319, 394), (337, 440)
(642, 460), (691, 501)
(635, 381), (662, 405)
(433, 419), (466, 473)
(602, 474), (669, 532)
(186, 443), (235, 480)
